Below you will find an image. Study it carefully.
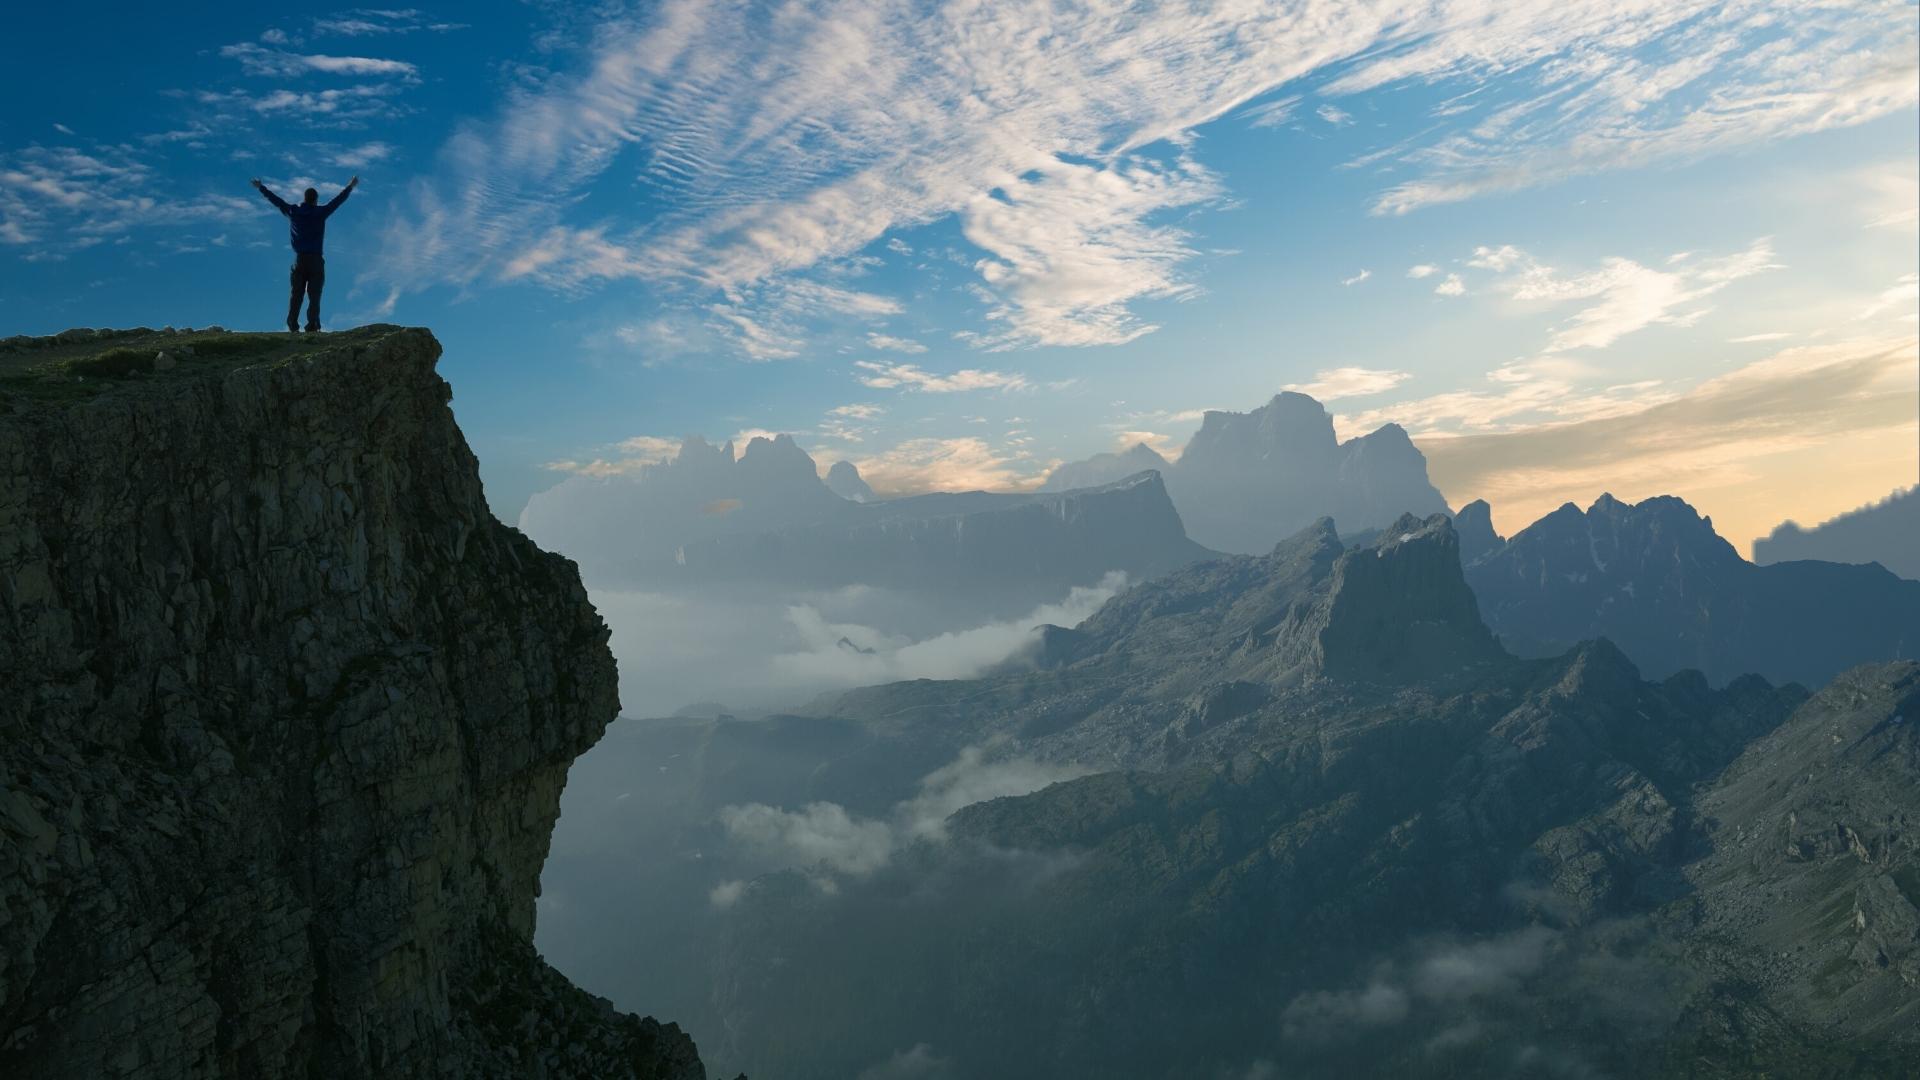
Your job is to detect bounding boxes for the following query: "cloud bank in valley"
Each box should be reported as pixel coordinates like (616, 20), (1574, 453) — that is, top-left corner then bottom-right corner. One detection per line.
(592, 573), (1128, 719)
(715, 743), (1095, 892)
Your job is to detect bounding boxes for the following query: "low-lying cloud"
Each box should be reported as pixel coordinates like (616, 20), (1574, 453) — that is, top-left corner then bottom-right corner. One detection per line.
(772, 573), (1127, 690)
(717, 742), (1095, 882)
(592, 573), (1127, 718)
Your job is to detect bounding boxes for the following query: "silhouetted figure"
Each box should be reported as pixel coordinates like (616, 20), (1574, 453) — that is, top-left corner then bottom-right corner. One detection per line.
(252, 176), (358, 333)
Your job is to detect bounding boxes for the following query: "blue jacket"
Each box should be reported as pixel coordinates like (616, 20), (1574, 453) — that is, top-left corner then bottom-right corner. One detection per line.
(257, 184), (352, 255)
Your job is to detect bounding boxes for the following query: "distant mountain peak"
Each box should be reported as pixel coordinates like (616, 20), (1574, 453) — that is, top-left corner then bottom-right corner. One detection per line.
(1453, 499), (1503, 564)
(1045, 389), (1450, 553)
(825, 460), (877, 503)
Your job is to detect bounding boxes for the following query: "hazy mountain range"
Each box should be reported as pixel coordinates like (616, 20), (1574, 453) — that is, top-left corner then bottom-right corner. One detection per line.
(544, 515), (1918, 1078)
(1040, 391), (1452, 553)
(521, 391), (1916, 696)
(1753, 485), (1919, 581)
(521, 435), (1208, 619)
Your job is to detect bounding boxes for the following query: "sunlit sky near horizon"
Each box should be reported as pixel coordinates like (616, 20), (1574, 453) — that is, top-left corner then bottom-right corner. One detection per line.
(3, 0), (1915, 553)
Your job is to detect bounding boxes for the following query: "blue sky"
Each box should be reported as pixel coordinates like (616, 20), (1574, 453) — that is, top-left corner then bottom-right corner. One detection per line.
(3, 0), (1915, 551)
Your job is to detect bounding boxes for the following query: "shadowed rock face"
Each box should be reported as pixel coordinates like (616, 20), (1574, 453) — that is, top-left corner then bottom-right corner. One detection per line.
(0, 327), (710, 1079)
(1452, 498), (1503, 564)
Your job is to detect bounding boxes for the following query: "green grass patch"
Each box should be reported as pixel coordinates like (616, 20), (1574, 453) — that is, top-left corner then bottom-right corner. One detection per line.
(0, 326), (401, 407)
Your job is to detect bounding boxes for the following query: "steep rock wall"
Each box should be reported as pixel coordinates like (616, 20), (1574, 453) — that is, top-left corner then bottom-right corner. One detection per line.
(0, 327), (707, 1078)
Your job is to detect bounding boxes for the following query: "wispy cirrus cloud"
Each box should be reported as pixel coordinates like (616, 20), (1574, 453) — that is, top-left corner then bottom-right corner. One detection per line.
(0, 144), (253, 250)
(1422, 337), (1919, 552)
(377, 0), (1914, 351)
(852, 436), (1044, 494)
(1335, 237), (1786, 439)
(542, 434), (686, 478)
(1501, 238), (1782, 351)
(312, 9), (468, 37)
(856, 361), (1030, 394)
(219, 42), (418, 80)
(866, 332), (927, 354)
(1284, 366), (1412, 400)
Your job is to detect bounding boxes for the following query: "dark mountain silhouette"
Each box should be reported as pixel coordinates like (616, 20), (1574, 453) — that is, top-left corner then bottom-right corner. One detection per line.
(1463, 493), (1920, 687)
(1041, 391), (1450, 553)
(1752, 485), (1919, 580)
(1452, 497), (1504, 563)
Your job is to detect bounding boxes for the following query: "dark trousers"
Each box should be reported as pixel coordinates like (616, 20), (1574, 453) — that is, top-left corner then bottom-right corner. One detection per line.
(289, 253), (326, 330)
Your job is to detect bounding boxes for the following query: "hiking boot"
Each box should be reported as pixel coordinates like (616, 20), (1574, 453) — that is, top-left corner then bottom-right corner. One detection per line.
(287, 319), (299, 333)
(304, 324), (321, 333)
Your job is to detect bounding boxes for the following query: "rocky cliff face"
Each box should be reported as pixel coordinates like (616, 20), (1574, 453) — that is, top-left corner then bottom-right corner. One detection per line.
(0, 327), (709, 1079)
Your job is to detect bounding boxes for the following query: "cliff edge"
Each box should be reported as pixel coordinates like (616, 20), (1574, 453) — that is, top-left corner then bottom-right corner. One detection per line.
(0, 326), (709, 1078)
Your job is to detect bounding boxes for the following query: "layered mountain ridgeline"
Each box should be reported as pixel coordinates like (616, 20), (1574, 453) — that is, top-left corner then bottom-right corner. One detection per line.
(1041, 391), (1451, 553)
(610, 517), (1914, 1078)
(519, 433), (850, 580)
(0, 327), (714, 1079)
(677, 470), (1211, 595)
(521, 434), (1213, 622)
(1753, 485), (1919, 581)
(1463, 493), (1920, 688)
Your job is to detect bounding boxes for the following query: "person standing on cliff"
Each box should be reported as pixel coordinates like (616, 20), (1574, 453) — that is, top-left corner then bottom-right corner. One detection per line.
(250, 176), (358, 333)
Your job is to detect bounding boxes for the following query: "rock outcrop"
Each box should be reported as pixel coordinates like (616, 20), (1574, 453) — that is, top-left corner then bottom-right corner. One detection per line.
(0, 327), (710, 1078)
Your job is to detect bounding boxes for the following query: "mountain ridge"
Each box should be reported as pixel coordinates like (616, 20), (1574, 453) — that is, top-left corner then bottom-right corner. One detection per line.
(1464, 491), (1920, 687)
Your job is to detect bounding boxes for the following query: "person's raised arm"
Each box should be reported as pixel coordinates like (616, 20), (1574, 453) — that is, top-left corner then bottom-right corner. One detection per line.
(251, 178), (291, 214)
(323, 175), (359, 216)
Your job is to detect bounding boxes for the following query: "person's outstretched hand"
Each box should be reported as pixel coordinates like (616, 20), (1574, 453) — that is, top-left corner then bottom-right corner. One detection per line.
(349, 175), (360, 188)
(251, 178), (262, 188)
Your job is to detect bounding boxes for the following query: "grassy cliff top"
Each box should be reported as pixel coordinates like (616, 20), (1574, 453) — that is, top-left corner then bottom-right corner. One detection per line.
(0, 325), (422, 409)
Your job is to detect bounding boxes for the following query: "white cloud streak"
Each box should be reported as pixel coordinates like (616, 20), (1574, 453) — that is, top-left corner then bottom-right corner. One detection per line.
(856, 361), (1030, 394)
(376, 0), (1915, 350)
(852, 436), (1043, 493)
(1284, 366), (1412, 400)
(219, 42), (418, 79)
